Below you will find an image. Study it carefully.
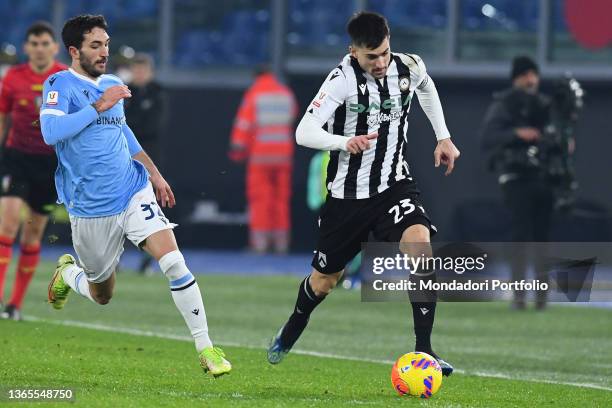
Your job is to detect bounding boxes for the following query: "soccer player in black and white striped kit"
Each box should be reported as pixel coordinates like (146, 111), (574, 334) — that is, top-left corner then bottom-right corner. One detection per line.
(268, 11), (460, 375)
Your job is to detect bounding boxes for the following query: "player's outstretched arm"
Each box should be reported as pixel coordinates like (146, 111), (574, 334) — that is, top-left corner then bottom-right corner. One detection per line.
(40, 106), (99, 145)
(40, 85), (131, 145)
(414, 74), (460, 175)
(295, 114), (349, 151)
(296, 114), (378, 154)
(132, 150), (176, 208)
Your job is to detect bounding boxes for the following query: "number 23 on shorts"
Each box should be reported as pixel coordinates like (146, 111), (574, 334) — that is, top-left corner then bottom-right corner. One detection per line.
(388, 198), (416, 224)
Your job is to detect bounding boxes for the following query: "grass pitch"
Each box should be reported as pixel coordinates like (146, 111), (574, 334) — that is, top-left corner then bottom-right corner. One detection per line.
(1, 260), (611, 407)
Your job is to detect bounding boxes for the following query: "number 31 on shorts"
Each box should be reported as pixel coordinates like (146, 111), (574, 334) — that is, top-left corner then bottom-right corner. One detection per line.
(388, 198), (416, 224)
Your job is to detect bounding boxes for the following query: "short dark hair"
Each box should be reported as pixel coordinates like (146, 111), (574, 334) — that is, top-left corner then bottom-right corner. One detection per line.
(25, 21), (56, 41)
(61, 14), (108, 51)
(347, 11), (390, 49)
(511, 55), (539, 80)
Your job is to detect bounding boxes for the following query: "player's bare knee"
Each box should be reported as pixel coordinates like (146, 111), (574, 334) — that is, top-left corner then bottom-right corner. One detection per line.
(311, 279), (333, 297)
(400, 224), (430, 243)
(92, 292), (112, 305)
(0, 222), (19, 239)
(400, 225), (432, 258)
(20, 232), (43, 247)
(310, 270), (343, 297)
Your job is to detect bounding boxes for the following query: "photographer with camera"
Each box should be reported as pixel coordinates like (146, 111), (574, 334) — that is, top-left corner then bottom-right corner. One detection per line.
(481, 56), (573, 311)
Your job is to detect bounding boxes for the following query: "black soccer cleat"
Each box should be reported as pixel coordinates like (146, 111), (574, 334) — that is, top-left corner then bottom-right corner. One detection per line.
(436, 356), (454, 377)
(418, 349), (454, 376)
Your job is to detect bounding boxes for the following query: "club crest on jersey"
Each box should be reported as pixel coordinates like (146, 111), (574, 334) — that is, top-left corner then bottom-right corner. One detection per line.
(318, 251), (327, 268)
(399, 75), (410, 92)
(46, 91), (59, 105)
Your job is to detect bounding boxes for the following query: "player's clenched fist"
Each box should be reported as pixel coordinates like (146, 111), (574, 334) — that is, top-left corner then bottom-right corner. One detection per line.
(92, 85), (131, 113)
(346, 132), (378, 154)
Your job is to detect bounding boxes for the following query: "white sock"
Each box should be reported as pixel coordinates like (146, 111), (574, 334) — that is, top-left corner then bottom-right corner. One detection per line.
(159, 250), (213, 352)
(61, 264), (95, 302)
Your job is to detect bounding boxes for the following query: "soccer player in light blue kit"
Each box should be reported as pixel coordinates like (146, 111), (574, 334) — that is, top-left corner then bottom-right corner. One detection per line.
(40, 15), (231, 377)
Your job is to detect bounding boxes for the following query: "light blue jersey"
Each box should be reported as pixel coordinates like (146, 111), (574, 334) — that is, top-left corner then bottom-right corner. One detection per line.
(40, 68), (148, 217)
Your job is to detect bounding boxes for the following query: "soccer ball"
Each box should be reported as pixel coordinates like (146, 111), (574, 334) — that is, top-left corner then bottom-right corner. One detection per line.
(390, 351), (442, 398)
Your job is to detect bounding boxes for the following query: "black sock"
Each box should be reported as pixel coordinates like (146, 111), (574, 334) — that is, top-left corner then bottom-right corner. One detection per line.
(409, 271), (437, 353)
(411, 301), (436, 352)
(280, 275), (325, 349)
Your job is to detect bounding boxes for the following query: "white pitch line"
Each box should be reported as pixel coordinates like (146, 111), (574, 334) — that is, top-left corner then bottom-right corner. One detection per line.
(24, 316), (612, 393)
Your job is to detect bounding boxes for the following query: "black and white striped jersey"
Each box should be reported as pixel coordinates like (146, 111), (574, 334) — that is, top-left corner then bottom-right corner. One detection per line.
(306, 53), (433, 200)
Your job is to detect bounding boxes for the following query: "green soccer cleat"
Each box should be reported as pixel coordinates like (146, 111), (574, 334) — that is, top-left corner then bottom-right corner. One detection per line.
(47, 254), (76, 310)
(199, 347), (231, 378)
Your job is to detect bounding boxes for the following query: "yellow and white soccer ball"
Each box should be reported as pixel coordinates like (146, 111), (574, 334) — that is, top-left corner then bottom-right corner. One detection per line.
(390, 351), (443, 398)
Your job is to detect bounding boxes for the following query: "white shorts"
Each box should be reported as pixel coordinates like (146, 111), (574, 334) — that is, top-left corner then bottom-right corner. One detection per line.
(70, 182), (177, 283)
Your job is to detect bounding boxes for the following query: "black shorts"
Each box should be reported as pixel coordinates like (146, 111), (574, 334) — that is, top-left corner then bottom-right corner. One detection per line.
(311, 180), (437, 274)
(0, 148), (57, 215)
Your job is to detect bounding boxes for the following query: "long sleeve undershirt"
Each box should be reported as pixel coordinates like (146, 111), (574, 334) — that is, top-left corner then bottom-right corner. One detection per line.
(40, 105), (98, 145)
(40, 106), (143, 155)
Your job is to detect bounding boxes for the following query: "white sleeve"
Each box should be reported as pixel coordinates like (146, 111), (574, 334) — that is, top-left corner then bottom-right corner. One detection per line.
(295, 67), (350, 151)
(408, 55), (451, 141)
(296, 114), (348, 151)
(416, 75), (451, 141)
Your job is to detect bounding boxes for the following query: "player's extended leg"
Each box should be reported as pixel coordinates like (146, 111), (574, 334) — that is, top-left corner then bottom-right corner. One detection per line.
(142, 229), (231, 377)
(0, 197), (22, 311)
(268, 268), (342, 364)
(49, 215), (125, 308)
(401, 224), (453, 376)
(48, 254), (113, 308)
(2, 208), (48, 320)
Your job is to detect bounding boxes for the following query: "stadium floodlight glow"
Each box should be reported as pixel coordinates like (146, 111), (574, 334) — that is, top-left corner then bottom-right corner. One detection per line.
(481, 4), (497, 18)
(2, 43), (16, 56)
(119, 45), (135, 59)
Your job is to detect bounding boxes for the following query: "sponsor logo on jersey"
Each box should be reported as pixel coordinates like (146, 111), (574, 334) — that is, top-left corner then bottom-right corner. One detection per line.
(367, 110), (403, 127)
(349, 94), (411, 114)
(96, 115), (127, 125)
(46, 91), (58, 105)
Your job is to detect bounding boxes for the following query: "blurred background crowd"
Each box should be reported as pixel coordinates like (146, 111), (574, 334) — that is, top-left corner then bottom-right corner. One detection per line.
(0, 0), (610, 254)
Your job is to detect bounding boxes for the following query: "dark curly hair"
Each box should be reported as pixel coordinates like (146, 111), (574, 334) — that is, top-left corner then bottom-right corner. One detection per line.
(61, 14), (108, 51)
